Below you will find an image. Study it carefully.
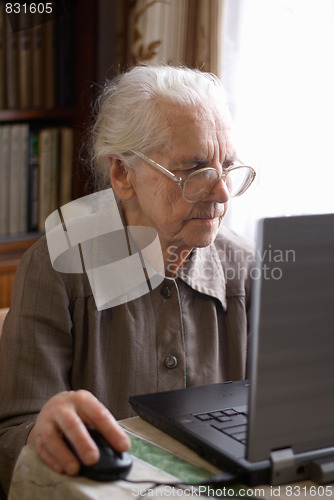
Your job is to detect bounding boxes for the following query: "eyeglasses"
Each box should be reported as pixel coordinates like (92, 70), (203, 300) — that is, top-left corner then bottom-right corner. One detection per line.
(129, 150), (256, 203)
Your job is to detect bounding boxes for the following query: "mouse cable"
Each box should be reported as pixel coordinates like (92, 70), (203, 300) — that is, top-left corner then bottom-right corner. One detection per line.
(123, 470), (252, 499)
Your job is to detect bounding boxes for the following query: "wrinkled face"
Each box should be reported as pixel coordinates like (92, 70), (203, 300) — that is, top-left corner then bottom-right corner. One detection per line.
(123, 102), (235, 258)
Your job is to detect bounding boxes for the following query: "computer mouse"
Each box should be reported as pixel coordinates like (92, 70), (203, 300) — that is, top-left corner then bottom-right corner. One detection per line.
(65, 426), (133, 482)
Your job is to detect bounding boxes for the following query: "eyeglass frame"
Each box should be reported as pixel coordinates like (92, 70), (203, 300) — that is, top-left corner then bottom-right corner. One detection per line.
(129, 150), (256, 202)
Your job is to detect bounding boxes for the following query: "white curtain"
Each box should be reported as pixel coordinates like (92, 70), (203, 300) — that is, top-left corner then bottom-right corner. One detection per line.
(127, 0), (224, 76)
(221, 0), (334, 240)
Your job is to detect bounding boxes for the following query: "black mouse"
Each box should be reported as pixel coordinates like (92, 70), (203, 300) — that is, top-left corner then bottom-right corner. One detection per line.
(65, 426), (133, 482)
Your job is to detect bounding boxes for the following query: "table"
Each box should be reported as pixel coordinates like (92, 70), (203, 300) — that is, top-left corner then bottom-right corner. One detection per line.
(8, 417), (332, 500)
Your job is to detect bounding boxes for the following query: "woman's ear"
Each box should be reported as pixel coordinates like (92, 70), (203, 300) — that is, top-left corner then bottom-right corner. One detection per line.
(109, 156), (135, 201)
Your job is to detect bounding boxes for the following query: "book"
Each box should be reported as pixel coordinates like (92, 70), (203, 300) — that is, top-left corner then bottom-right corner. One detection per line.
(0, 6), (6, 109)
(44, 19), (55, 109)
(38, 127), (59, 231)
(49, 127), (59, 214)
(18, 17), (33, 109)
(38, 128), (51, 231)
(58, 127), (73, 207)
(28, 130), (39, 231)
(31, 22), (45, 108)
(18, 124), (29, 233)
(0, 126), (10, 236)
(5, 15), (19, 109)
(8, 124), (21, 234)
(27, 130), (40, 231)
(7, 124), (29, 235)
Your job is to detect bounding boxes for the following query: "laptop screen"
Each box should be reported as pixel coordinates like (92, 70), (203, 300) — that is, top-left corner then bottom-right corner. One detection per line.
(247, 214), (334, 462)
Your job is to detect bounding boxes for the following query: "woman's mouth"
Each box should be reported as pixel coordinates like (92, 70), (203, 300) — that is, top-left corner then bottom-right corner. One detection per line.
(191, 211), (225, 221)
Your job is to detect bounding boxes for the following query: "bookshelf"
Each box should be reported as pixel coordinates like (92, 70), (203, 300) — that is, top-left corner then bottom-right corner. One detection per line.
(0, 0), (98, 307)
(0, 108), (74, 121)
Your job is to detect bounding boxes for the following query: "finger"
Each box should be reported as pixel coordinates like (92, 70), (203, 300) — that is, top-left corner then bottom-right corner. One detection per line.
(37, 444), (64, 474)
(92, 410), (131, 452)
(60, 390), (131, 453)
(53, 408), (101, 467)
(35, 431), (81, 476)
(71, 390), (131, 452)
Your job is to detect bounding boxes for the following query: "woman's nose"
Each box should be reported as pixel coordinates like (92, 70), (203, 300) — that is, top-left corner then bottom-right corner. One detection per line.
(205, 177), (230, 204)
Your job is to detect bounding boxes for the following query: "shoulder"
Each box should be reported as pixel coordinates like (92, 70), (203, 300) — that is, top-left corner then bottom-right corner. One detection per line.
(15, 236), (92, 303)
(16, 236), (54, 281)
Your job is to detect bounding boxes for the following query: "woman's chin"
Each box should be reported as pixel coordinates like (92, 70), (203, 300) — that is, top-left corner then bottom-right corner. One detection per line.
(187, 219), (221, 248)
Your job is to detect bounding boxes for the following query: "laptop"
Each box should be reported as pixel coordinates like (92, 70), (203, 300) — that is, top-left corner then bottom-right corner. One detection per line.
(130, 213), (334, 486)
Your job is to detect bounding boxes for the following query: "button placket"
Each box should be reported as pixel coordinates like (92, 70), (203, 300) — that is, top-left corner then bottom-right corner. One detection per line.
(154, 279), (186, 390)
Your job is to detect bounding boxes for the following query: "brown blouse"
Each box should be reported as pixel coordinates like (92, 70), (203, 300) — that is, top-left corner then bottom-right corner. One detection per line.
(0, 226), (254, 494)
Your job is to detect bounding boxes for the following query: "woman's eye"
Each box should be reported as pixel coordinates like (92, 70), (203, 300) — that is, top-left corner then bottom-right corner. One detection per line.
(174, 160), (208, 176)
(187, 165), (201, 173)
(188, 162), (207, 172)
(175, 165), (201, 176)
(222, 162), (234, 172)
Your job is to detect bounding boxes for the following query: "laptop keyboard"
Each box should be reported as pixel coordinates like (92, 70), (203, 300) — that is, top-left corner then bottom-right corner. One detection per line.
(193, 405), (248, 445)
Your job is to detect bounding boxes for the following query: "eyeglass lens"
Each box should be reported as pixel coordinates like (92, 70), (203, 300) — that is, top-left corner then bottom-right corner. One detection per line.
(183, 167), (253, 202)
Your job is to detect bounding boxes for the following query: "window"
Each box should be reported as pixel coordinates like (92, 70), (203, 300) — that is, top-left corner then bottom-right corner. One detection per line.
(222, 0), (334, 240)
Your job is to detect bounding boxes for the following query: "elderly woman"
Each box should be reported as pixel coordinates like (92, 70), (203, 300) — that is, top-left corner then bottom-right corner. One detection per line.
(0, 65), (255, 495)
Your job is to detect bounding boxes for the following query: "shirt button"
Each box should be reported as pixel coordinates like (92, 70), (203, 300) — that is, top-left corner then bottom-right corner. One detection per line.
(160, 285), (172, 299)
(164, 355), (178, 369)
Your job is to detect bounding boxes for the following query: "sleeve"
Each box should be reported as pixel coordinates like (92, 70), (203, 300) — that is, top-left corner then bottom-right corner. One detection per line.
(0, 238), (74, 495)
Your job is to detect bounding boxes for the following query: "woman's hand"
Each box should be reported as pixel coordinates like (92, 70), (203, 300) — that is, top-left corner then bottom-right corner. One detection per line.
(27, 390), (131, 475)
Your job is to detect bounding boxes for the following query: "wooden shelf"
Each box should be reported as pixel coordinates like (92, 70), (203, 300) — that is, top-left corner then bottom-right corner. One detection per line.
(0, 108), (74, 122)
(0, 232), (42, 250)
(0, 235), (41, 308)
(0, 234), (41, 265)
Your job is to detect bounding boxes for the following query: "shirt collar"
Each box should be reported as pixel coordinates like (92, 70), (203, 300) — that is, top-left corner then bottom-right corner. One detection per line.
(176, 244), (227, 310)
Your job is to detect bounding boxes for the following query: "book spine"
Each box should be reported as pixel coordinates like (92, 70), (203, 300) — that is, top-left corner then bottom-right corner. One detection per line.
(8, 124), (21, 234)
(38, 128), (53, 231)
(0, 6), (6, 109)
(49, 128), (59, 213)
(6, 16), (19, 109)
(0, 125), (10, 235)
(44, 20), (55, 109)
(18, 123), (29, 233)
(31, 22), (44, 108)
(27, 130), (39, 231)
(7, 124), (30, 235)
(18, 17), (33, 109)
(58, 127), (73, 207)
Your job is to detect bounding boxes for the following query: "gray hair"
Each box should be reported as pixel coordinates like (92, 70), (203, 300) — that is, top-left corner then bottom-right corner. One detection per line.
(89, 65), (231, 190)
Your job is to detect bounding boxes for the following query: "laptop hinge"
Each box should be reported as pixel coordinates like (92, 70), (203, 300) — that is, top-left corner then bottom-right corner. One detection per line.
(270, 448), (295, 485)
